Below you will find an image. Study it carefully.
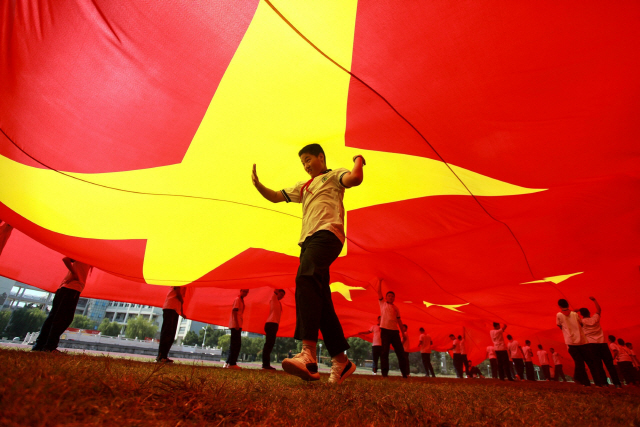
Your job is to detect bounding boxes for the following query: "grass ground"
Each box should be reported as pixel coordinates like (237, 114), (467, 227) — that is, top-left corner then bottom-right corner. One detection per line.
(1, 347), (639, 426)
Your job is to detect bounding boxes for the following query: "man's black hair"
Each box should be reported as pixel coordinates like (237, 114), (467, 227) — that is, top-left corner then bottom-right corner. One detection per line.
(525, 340), (531, 345)
(608, 335), (616, 342)
(506, 334), (512, 340)
(558, 299), (569, 309)
(493, 322), (500, 328)
(449, 334), (455, 338)
(579, 307), (590, 317)
(419, 327), (425, 332)
(386, 291), (395, 296)
(457, 335), (462, 340)
(550, 348), (555, 352)
(276, 289), (286, 295)
(298, 144), (325, 162)
(617, 338), (626, 346)
(537, 344), (543, 349)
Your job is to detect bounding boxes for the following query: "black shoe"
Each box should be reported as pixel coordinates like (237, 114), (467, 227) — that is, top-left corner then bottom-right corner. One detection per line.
(261, 366), (276, 371)
(156, 358), (174, 363)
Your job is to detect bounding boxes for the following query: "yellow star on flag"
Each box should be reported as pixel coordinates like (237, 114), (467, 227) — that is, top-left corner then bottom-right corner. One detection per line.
(521, 272), (583, 285)
(423, 301), (470, 313)
(0, 0), (544, 286)
(330, 282), (366, 302)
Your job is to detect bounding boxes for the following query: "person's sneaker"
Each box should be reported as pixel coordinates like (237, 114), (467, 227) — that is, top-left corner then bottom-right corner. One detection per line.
(282, 352), (320, 381)
(228, 364), (241, 370)
(328, 358), (356, 384)
(372, 371), (378, 375)
(261, 366), (276, 371)
(223, 362), (229, 368)
(156, 358), (174, 363)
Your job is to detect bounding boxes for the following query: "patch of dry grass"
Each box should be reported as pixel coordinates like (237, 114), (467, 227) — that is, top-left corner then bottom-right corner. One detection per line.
(1, 347), (639, 426)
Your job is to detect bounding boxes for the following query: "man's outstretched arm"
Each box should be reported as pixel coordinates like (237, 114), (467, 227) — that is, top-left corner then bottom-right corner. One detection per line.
(341, 155), (365, 188)
(589, 296), (601, 315)
(252, 164), (285, 203)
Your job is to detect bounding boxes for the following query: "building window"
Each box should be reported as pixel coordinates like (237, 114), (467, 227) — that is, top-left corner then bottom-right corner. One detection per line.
(178, 327), (186, 334)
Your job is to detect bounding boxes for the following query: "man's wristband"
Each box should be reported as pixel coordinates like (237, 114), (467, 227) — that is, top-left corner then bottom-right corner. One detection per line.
(352, 155), (366, 166)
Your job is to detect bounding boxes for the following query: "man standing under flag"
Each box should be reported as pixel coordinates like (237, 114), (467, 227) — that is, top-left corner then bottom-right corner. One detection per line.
(490, 323), (513, 381)
(580, 296), (619, 387)
(522, 340), (536, 381)
(32, 257), (92, 352)
(156, 286), (187, 363)
(224, 289), (248, 370)
(486, 344), (498, 379)
(358, 316), (382, 375)
(419, 327), (435, 377)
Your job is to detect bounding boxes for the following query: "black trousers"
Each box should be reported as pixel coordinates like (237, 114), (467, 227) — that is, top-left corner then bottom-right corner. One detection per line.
(453, 354), (464, 378)
(554, 364), (567, 381)
(495, 350), (513, 380)
(294, 231), (349, 357)
(568, 344), (597, 386)
(525, 361), (536, 381)
(380, 328), (409, 377)
(421, 353), (435, 377)
(372, 345), (382, 373)
(619, 361), (637, 385)
(32, 287), (80, 351)
(262, 322), (279, 367)
(489, 358), (499, 379)
(157, 308), (179, 360)
(541, 365), (551, 380)
(461, 354), (469, 376)
(589, 343), (621, 386)
(513, 358), (525, 379)
(226, 328), (242, 365)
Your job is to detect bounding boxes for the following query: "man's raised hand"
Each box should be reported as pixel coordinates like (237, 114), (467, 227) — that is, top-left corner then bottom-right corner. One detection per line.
(252, 164), (260, 187)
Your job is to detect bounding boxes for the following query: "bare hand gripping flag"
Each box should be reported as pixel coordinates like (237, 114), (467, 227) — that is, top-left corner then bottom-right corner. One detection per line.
(1, 1), (639, 365)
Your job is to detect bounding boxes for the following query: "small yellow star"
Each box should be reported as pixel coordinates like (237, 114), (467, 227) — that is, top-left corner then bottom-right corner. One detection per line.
(330, 282), (366, 302)
(521, 272), (583, 285)
(423, 301), (469, 313)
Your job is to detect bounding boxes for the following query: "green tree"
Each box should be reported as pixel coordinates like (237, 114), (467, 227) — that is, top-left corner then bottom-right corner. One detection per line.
(218, 334), (231, 351)
(240, 336), (265, 361)
(124, 315), (157, 339)
(182, 330), (199, 346)
(98, 318), (122, 337)
(272, 337), (297, 362)
(70, 314), (96, 330)
(4, 307), (47, 339)
(0, 309), (11, 335)
(346, 337), (371, 367)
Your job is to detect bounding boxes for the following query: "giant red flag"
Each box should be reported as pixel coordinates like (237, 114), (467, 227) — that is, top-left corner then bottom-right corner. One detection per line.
(1, 1), (639, 366)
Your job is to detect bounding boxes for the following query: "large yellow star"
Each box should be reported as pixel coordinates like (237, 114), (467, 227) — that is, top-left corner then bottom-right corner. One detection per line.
(423, 301), (470, 313)
(521, 272), (583, 285)
(0, 0), (544, 286)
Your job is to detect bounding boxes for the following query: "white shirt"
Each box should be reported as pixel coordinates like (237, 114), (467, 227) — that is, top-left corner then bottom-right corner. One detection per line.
(403, 335), (410, 352)
(581, 314), (605, 344)
(552, 352), (563, 365)
(59, 261), (92, 293)
(508, 340), (522, 359)
(618, 346), (632, 362)
(486, 346), (497, 359)
(459, 338), (467, 355)
(265, 293), (282, 324)
(609, 342), (619, 364)
(490, 328), (507, 351)
(163, 286), (186, 314)
(537, 350), (549, 365)
(228, 296), (245, 329)
(379, 299), (400, 330)
(556, 311), (587, 345)
(452, 339), (460, 354)
(369, 325), (382, 346)
(419, 333), (431, 353)
(281, 168), (350, 245)
(522, 345), (533, 362)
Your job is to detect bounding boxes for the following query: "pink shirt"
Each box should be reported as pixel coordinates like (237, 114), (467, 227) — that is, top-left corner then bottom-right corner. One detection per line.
(403, 335), (410, 352)
(486, 346), (497, 359)
(490, 328), (507, 351)
(59, 261), (92, 293)
(452, 339), (460, 354)
(379, 299), (400, 330)
(369, 325), (382, 346)
(265, 292), (282, 324)
(228, 296), (245, 329)
(508, 340), (522, 359)
(552, 352), (563, 365)
(537, 350), (549, 365)
(581, 314), (605, 344)
(522, 345), (533, 362)
(163, 286), (186, 314)
(419, 333), (431, 353)
(617, 346), (632, 362)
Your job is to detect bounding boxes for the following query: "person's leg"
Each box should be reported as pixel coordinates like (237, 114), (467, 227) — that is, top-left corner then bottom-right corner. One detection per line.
(582, 344), (605, 386)
(372, 345), (381, 374)
(462, 355), (469, 377)
(227, 328), (242, 365)
(567, 345), (590, 386)
(389, 331), (408, 377)
(557, 365), (567, 382)
(452, 354), (462, 378)
(495, 352), (505, 380)
(490, 358), (499, 379)
(515, 359), (524, 379)
(380, 329), (392, 377)
(542, 365), (550, 380)
(620, 362), (636, 385)
(317, 269), (349, 358)
(42, 288), (80, 351)
(262, 322), (278, 368)
(426, 353), (436, 377)
(404, 352), (410, 375)
(157, 308), (179, 361)
(524, 361), (534, 380)
(32, 289), (64, 351)
(421, 353), (429, 376)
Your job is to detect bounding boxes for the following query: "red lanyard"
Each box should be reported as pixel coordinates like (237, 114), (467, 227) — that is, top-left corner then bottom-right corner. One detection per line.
(299, 170), (331, 200)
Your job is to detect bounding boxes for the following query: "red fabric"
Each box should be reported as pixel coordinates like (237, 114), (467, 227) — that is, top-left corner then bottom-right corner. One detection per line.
(1, 1), (639, 369)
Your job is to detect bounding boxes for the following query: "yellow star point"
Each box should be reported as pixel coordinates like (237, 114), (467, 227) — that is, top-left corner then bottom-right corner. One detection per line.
(521, 272), (583, 285)
(0, 0), (545, 286)
(330, 282), (366, 302)
(423, 301), (469, 313)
